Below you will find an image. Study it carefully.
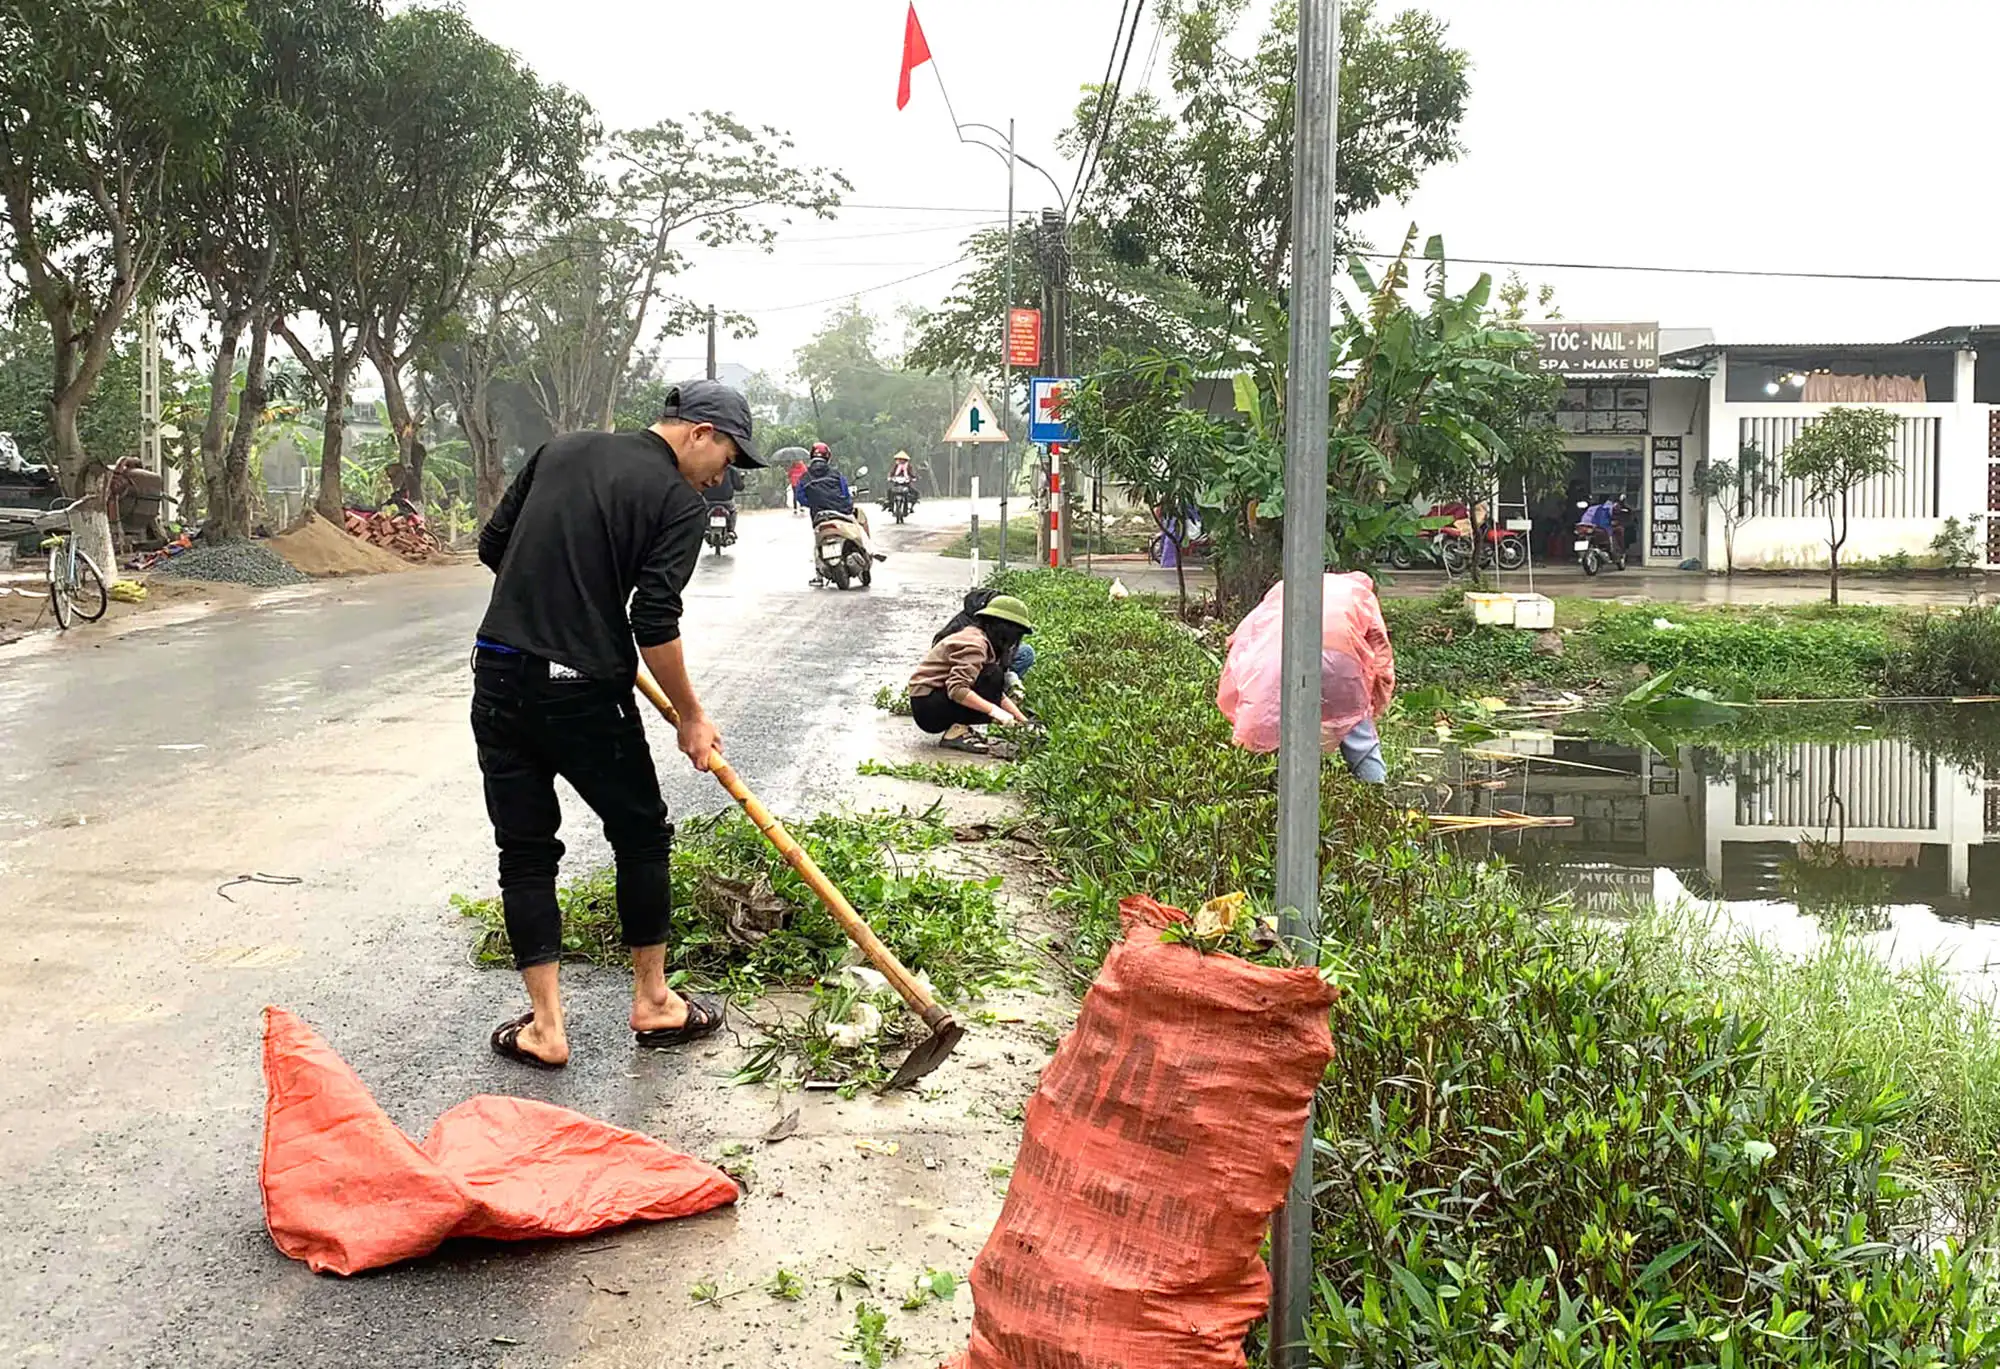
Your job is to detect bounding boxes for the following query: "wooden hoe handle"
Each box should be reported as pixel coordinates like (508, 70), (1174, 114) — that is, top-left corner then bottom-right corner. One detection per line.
(631, 669), (948, 1029)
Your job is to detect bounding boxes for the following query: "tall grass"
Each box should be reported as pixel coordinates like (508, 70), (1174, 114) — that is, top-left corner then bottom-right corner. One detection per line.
(1630, 903), (2000, 1167)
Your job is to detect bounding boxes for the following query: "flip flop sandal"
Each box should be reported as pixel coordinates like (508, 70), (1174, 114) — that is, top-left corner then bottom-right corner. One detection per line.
(491, 1011), (565, 1070)
(635, 994), (726, 1049)
(937, 732), (992, 755)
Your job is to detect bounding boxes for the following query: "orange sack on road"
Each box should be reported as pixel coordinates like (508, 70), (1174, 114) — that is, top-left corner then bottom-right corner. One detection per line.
(947, 896), (1336, 1369)
(259, 1007), (739, 1276)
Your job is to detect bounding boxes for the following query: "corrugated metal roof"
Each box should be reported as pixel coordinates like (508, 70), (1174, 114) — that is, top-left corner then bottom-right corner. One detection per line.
(1660, 339), (1961, 370)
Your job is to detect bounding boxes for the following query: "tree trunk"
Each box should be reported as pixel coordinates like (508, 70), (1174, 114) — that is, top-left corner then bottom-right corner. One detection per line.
(201, 317), (244, 518)
(216, 314), (272, 539)
(467, 382), (505, 522)
(315, 346), (356, 523)
(50, 397), (116, 580)
(370, 341), (422, 511)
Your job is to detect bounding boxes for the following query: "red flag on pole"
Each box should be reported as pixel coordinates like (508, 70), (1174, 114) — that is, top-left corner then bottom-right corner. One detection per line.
(896, 4), (932, 110)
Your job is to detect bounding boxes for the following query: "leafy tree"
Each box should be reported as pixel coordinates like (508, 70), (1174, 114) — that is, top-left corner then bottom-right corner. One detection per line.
(590, 114), (849, 430)
(0, 319), (143, 479)
(0, 0), (252, 570)
(1691, 441), (1766, 576)
(358, 7), (595, 511)
(1069, 232), (1555, 611)
(164, 0), (383, 538)
(1780, 406), (1901, 605)
(1089, 0), (1468, 306)
(1063, 352), (1227, 616)
(790, 304), (972, 496)
(909, 0), (1469, 377)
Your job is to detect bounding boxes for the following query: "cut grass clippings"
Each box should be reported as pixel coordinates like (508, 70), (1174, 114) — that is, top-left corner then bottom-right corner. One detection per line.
(991, 567), (2000, 1368)
(454, 807), (1022, 1004)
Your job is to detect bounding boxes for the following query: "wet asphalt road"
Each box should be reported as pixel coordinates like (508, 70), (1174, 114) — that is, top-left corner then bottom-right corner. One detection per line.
(0, 503), (986, 1368)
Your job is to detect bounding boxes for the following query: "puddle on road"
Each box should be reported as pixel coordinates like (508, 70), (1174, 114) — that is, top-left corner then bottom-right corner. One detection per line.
(1430, 702), (2000, 982)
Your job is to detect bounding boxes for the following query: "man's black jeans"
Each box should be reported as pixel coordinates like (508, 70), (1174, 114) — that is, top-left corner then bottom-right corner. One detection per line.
(470, 649), (673, 969)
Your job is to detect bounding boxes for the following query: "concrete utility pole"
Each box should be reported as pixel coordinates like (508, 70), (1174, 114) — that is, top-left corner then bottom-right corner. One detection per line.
(705, 308), (718, 381)
(1269, 1), (1340, 1365)
(1035, 209), (1071, 567)
(998, 118), (1016, 575)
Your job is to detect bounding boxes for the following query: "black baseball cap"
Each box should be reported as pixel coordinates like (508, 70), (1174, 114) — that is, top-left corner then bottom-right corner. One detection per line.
(660, 379), (763, 468)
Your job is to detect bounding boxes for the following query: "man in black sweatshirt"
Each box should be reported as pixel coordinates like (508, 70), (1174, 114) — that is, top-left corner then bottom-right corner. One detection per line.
(473, 380), (764, 1069)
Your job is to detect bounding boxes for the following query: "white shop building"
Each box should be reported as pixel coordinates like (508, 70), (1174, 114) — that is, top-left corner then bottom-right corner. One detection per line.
(1658, 328), (1994, 571)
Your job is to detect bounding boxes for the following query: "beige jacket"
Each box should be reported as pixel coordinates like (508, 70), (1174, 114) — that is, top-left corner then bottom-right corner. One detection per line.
(908, 626), (994, 703)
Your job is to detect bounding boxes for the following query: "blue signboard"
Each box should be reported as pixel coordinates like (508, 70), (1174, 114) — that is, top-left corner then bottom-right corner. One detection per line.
(1028, 376), (1078, 445)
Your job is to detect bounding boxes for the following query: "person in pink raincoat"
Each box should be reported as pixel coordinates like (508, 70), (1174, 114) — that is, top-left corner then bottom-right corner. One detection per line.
(1215, 571), (1395, 782)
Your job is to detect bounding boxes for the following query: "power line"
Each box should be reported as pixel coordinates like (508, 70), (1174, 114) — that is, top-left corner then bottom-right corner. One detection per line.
(1061, 240), (2000, 287)
(1137, 3), (1168, 91)
(1069, 0), (1137, 211)
(1074, 0), (1148, 220)
(1350, 250), (2000, 286)
(742, 256), (972, 314)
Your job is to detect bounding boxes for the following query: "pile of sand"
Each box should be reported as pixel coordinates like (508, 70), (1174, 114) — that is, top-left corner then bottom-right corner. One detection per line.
(269, 512), (411, 577)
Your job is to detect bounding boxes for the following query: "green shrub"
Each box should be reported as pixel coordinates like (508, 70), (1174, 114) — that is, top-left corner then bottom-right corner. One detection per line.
(1589, 606), (1891, 697)
(1933, 516), (1979, 573)
(1382, 593), (1590, 691)
(1886, 609), (2000, 697)
(1312, 889), (2000, 1368)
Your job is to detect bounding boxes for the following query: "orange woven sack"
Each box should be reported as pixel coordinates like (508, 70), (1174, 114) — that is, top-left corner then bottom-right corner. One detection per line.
(259, 1007), (739, 1275)
(948, 896), (1336, 1369)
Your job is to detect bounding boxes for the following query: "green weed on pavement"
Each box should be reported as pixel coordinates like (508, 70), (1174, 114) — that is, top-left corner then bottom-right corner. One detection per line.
(858, 758), (1017, 792)
(455, 807), (1018, 1003)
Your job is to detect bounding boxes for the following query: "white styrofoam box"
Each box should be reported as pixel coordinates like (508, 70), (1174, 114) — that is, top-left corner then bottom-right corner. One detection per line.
(1466, 592), (1515, 626)
(1510, 593), (1554, 630)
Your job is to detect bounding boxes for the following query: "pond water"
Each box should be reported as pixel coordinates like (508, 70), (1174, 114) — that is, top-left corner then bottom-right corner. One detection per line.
(1432, 703), (2000, 982)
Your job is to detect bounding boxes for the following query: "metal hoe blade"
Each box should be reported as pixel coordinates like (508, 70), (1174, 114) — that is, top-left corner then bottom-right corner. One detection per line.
(883, 1016), (965, 1092)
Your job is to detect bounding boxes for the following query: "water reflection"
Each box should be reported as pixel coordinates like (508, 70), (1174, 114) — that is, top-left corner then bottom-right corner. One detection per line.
(1436, 704), (2000, 976)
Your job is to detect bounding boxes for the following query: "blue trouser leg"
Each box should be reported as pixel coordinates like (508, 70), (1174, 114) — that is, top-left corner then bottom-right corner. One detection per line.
(1340, 716), (1387, 784)
(1011, 642), (1035, 677)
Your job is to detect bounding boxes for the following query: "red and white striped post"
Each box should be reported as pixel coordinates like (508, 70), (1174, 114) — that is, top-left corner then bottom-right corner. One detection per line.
(1047, 443), (1063, 569)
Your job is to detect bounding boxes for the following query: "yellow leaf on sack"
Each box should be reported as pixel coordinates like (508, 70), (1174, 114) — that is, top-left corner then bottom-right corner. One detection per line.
(108, 581), (147, 603)
(1194, 891), (1246, 938)
(855, 1139), (900, 1158)
(1475, 697), (1507, 712)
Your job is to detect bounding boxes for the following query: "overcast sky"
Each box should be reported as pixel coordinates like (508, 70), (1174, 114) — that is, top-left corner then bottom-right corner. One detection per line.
(454, 0), (2000, 385)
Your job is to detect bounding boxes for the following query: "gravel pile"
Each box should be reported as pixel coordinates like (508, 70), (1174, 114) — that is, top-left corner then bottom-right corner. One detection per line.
(150, 540), (310, 587)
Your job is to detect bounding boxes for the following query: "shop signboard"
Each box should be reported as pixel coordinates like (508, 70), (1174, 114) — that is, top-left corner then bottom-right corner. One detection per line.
(1524, 322), (1659, 375)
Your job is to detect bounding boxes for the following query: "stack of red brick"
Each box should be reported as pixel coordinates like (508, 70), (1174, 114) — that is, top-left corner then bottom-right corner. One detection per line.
(343, 509), (442, 561)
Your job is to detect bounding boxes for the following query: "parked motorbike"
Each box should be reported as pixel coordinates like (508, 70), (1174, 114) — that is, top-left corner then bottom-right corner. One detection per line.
(704, 503), (737, 556)
(884, 474), (919, 524)
(811, 505), (885, 589)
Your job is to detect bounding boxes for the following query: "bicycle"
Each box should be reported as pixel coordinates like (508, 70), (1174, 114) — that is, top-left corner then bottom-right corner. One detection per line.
(38, 497), (108, 630)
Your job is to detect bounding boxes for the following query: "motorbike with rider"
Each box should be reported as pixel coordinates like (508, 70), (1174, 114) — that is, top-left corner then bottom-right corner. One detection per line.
(702, 464), (744, 554)
(797, 445), (881, 588)
(1573, 497), (1632, 575)
(884, 452), (919, 523)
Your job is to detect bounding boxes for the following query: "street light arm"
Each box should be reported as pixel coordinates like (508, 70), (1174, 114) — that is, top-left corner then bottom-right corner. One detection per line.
(953, 122), (1070, 217)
